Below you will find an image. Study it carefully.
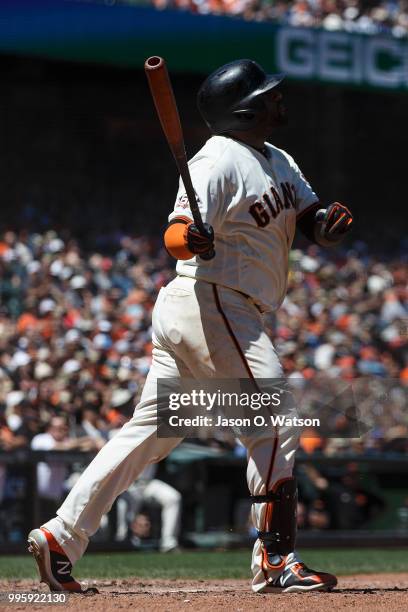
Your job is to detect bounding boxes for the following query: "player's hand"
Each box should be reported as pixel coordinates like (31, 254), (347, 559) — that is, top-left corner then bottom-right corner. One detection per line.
(316, 202), (353, 246)
(186, 222), (215, 260)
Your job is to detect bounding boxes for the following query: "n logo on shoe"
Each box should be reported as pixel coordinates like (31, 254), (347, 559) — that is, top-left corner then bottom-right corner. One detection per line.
(57, 561), (71, 575)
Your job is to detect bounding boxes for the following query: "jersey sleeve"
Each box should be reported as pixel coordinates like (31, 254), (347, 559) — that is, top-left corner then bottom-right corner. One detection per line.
(169, 158), (230, 231)
(286, 154), (319, 219)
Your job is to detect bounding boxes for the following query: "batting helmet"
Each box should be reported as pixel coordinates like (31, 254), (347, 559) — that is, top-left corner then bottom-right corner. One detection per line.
(197, 59), (284, 134)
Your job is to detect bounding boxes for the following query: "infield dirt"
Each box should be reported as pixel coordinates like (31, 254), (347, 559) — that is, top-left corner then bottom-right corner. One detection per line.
(2, 574), (408, 611)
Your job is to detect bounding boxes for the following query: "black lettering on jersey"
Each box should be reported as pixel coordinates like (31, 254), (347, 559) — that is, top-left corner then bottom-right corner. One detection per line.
(281, 182), (296, 209)
(249, 202), (270, 227)
(263, 193), (277, 219)
(249, 182), (296, 227)
(270, 186), (284, 213)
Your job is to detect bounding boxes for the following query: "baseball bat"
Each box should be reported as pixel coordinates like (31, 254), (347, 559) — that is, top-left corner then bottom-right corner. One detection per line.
(144, 56), (215, 260)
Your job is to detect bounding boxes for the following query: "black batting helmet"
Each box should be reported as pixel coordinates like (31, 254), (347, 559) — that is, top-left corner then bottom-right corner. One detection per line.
(197, 59), (284, 134)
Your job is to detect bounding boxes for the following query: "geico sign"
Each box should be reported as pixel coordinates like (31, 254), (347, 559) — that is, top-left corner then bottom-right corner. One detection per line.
(277, 28), (408, 89)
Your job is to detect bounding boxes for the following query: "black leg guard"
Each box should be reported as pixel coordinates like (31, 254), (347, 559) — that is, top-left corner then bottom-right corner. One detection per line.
(251, 477), (297, 569)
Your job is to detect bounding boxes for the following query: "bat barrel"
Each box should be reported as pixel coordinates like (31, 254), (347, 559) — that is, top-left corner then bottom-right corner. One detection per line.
(144, 55), (214, 258)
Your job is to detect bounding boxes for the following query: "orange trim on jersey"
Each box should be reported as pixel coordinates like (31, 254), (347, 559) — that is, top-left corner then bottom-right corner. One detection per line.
(164, 218), (193, 260)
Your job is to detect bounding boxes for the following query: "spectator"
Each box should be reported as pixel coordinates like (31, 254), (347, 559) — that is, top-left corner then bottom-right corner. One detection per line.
(130, 0), (408, 38)
(116, 464), (181, 552)
(30, 415), (101, 524)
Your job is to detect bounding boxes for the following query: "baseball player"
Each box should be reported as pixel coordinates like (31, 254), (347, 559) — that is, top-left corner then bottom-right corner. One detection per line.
(28, 59), (353, 594)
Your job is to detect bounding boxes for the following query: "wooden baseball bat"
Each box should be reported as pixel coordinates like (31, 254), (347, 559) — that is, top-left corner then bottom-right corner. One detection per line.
(144, 56), (215, 260)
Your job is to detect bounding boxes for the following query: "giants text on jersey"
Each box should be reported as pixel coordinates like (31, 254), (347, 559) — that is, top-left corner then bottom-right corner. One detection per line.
(169, 136), (318, 312)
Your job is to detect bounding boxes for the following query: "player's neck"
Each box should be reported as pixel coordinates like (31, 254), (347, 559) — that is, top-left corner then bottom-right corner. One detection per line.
(224, 131), (267, 155)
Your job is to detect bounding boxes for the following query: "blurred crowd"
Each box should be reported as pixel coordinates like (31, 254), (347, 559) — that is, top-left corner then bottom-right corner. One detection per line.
(119, 0), (408, 38)
(0, 229), (406, 455)
(0, 229), (173, 454)
(281, 245), (407, 454)
(0, 229), (406, 539)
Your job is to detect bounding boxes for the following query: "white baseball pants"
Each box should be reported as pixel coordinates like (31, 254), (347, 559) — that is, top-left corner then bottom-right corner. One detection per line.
(43, 275), (299, 592)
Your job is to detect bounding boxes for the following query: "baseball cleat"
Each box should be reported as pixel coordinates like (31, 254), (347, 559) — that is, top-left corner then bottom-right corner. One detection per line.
(264, 555), (337, 593)
(27, 528), (83, 593)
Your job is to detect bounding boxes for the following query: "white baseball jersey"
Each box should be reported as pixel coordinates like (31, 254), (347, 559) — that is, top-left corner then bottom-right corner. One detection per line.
(170, 135), (318, 312)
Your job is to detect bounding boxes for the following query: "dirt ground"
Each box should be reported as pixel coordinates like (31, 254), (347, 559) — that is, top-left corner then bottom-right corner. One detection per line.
(1, 574), (408, 611)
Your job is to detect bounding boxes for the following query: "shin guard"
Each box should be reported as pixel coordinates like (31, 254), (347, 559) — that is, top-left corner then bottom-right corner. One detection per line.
(251, 477), (297, 570)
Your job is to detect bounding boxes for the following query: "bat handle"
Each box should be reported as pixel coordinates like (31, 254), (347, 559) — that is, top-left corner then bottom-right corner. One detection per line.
(179, 168), (215, 259)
